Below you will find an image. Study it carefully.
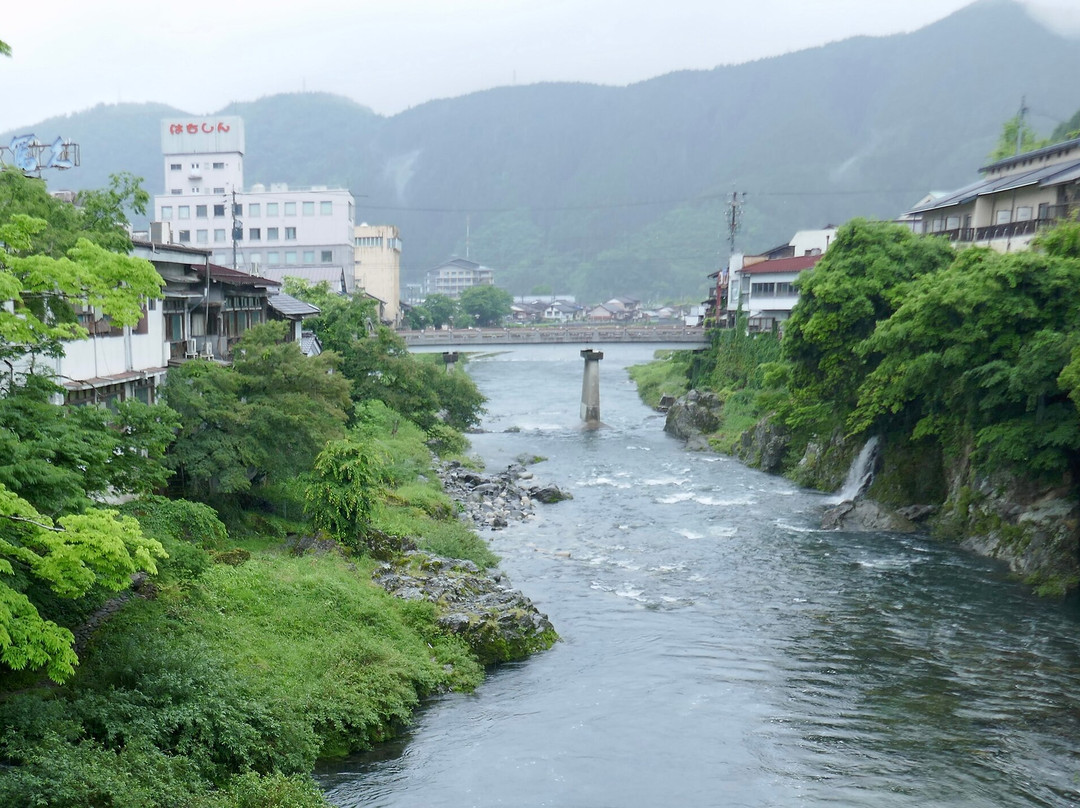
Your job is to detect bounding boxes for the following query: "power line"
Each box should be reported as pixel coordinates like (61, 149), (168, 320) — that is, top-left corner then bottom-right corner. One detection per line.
(357, 187), (925, 215)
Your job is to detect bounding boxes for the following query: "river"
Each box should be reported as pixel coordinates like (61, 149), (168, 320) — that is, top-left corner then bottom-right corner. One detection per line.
(319, 344), (1080, 808)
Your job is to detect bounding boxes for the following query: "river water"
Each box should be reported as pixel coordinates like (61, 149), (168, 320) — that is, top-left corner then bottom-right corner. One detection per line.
(320, 344), (1080, 808)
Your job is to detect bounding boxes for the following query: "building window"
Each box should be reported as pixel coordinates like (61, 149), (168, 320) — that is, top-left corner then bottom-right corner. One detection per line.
(161, 206), (173, 220)
(178, 230), (191, 243)
(233, 203), (242, 216)
(213, 161), (224, 170)
(196, 204), (207, 218)
(196, 229), (208, 244)
(320, 201), (333, 215)
(1015, 206), (1033, 222)
(285, 227), (296, 240)
(170, 163), (182, 171)
(995, 209), (1012, 224)
(213, 187), (225, 194)
(284, 202), (296, 216)
(171, 188), (182, 195)
(191, 187), (200, 194)
(267, 251), (280, 265)
(249, 252), (262, 267)
(248, 203), (260, 217)
(1038, 202), (1050, 220)
(178, 206), (190, 219)
(267, 227), (279, 240)
(285, 251), (297, 264)
(302, 201), (315, 216)
(214, 229), (226, 242)
(249, 228), (261, 240)
(214, 204), (226, 217)
(191, 162), (199, 169)
(321, 250), (333, 262)
(303, 250), (315, 263)
(945, 215), (959, 230)
(266, 202), (279, 216)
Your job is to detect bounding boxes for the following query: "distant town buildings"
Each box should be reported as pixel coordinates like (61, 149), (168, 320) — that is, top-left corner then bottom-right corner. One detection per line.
(354, 223), (403, 326)
(151, 116), (356, 290)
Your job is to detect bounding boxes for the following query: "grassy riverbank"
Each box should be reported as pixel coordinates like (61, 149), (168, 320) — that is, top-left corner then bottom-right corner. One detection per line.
(0, 406), (534, 807)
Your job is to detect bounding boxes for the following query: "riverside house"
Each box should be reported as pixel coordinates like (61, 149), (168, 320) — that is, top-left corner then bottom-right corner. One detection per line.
(19, 239), (315, 408)
(904, 136), (1080, 250)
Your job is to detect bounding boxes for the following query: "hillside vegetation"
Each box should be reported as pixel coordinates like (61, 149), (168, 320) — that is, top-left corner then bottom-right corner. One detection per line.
(8, 0), (1080, 301)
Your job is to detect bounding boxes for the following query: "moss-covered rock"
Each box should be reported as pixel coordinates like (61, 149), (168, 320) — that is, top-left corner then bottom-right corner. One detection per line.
(372, 552), (558, 665)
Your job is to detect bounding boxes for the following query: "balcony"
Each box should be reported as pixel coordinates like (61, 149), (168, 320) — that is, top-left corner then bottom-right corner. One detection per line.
(929, 204), (1076, 245)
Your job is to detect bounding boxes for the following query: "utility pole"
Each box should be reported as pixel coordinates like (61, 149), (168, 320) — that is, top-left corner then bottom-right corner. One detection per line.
(727, 191), (746, 255)
(231, 188), (241, 270)
(1016, 96), (1029, 156)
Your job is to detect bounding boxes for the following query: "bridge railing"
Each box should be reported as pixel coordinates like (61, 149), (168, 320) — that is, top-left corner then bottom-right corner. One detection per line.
(400, 325), (708, 346)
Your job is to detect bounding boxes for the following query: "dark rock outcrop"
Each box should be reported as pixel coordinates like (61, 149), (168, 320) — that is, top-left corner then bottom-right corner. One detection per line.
(664, 390), (724, 449)
(373, 552), (557, 665)
(821, 499), (920, 533)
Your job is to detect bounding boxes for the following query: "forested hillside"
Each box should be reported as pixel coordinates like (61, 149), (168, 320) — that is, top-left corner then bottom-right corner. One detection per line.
(5, 0), (1079, 300)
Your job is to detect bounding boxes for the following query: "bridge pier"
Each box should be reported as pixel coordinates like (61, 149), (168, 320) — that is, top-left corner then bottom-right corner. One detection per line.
(580, 349), (603, 425)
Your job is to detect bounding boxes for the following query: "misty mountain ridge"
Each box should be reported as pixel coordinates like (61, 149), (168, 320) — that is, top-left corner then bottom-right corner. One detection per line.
(6, 0), (1079, 302)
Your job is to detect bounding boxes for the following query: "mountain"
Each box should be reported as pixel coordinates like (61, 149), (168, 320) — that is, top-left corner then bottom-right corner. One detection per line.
(4, 0), (1079, 302)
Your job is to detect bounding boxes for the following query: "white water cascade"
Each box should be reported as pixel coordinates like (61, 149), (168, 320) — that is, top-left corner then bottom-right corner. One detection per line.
(829, 435), (880, 504)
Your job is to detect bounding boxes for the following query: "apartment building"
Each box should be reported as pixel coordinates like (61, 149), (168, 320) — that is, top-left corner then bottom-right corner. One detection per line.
(152, 116), (355, 282)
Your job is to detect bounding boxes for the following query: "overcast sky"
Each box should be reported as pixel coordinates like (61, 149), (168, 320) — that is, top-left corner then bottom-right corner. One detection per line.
(2, 0), (1079, 135)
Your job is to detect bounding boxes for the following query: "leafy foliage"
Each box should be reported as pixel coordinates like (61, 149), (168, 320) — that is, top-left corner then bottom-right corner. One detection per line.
(163, 322), (350, 499)
(782, 219), (955, 413)
(304, 438), (389, 550)
(286, 282), (486, 431)
(457, 285), (513, 326)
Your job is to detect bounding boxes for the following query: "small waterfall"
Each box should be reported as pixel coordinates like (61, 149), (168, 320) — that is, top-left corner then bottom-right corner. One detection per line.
(829, 436), (879, 504)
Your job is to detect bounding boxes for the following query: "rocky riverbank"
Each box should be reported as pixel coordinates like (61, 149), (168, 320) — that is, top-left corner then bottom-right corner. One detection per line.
(663, 389), (1080, 596)
(369, 458), (572, 665)
(435, 459), (573, 530)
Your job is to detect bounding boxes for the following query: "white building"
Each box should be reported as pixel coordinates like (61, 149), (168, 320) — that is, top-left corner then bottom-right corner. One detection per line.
(425, 257), (494, 298)
(152, 116), (355, 280)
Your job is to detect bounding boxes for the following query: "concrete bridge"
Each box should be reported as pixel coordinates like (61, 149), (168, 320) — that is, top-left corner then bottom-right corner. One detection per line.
(401, 324), (709, 347)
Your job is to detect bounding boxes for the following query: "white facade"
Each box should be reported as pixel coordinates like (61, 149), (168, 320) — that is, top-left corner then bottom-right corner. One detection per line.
(153, 116), (355, 277)
(788, 227), (837, 257)
(354, 223), (403, 325)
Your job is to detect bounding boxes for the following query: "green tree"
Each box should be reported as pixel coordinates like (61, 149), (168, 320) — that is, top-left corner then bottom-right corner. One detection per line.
(304, 437), (388, 550)
(851, 227), (1080, 476)
(285, 282), (486, 431)
(458, 285), (513, 327)
(424, 294), (459, 329)
(782, 219), (955, 416)
(403, 304), (431, 330)
(0, 209), (163, 362)
(0, 171), (168, 684)
(163, 322), (349, 500)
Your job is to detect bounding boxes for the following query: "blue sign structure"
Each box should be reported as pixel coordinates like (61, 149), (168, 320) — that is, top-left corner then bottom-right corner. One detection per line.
(0, 134), (80, 175)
